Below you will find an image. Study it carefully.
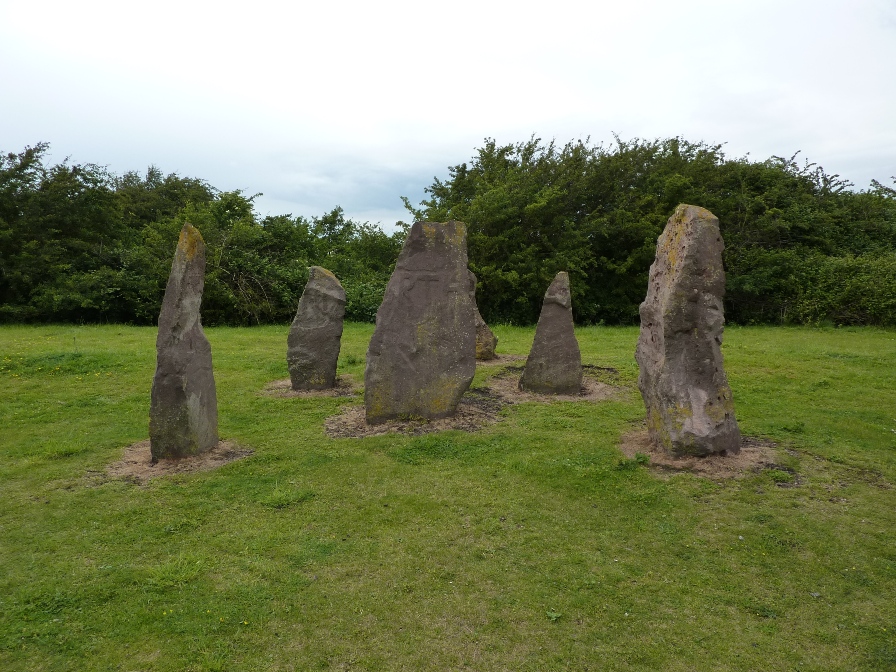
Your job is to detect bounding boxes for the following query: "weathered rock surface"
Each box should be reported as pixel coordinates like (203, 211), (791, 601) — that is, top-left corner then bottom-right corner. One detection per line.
(287, 266), (346, 390)
(365, 221), (476, 423)
(468, 271), (498, 360)
(635, 204), (740, 456)
(519, 271), (582, 394)
(150, 223), (218, 462)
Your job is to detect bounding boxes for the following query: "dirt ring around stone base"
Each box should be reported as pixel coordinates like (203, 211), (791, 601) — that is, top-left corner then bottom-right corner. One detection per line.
(618, 429), (780, 479)
(325, 367), (625, 439)
(106, 440), (253, 483)
(261, 375), (360, 398)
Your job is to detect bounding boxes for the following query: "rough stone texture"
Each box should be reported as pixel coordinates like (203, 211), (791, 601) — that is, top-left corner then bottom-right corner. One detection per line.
(635, 204), (741, 456)
(468, 270), (498, 360)
(150, 223), (218, 462)
(287, 266), (346, 390)
(519, 271), (583, 394)
(365, 221), (476, 424)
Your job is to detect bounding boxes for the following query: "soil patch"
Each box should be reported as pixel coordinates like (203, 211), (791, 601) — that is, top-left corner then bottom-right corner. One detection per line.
(106, 440), (253, 483)
(619, 429), (778, 479)
(476, 354), (526, 367)
(326, 388), (506, 438)
(325, 365), (623, 438)
(488, 367), (620, 403)
(262, 375), (359, 398)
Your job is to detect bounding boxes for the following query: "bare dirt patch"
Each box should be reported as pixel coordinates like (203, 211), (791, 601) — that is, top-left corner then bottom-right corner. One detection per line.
(325, 364), (624, 438)
(476, 354), (526, 367)
(487, 366), (620, 403)
(619, 429), (779, 479)
(262, 375), (359, 398)
(106, 440), (253, 483)
(326, 388), (505, 438)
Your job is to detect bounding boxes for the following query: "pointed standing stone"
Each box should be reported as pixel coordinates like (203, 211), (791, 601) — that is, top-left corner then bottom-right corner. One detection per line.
(150, 223), (218, 462)
(287, 266), (346, 390)
(468, 270), (498, 360)
(365, 221), (476, 424)
(519, 271), (582, 394)
(635, 204), (740, 456)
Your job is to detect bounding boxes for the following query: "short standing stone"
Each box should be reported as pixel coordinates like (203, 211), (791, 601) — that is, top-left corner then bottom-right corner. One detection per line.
(635, 204), (740, 456)
(468, 271), (498, 360)
(287, 266), (346, 390)
(365, 221), (476, 423)
(150, 223), (218, 462)
(519, 271), (582, 394)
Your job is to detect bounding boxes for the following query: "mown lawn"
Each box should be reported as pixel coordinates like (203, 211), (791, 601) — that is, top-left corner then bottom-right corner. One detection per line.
(1, 323), (894, 671)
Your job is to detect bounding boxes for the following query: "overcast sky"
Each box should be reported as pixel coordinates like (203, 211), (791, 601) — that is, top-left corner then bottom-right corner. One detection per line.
(2, 0), (894, 229)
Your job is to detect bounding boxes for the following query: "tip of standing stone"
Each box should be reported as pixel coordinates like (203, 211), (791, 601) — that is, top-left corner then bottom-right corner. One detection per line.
(309, 266), (337, 281)
(544, 271), (572, 309)
(672, 203), (717, 224)
(416, 220), (466, 247)
(178, 223), (204, 261)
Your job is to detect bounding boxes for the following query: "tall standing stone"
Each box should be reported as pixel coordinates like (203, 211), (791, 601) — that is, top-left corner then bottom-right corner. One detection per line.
(365, 221), (476, 424)
(468, 270), (498, 360)
(519, 271), (582, 394)
(287, 266), (346, 390)
(635, 204), (740, 456)
(150, 223), (218, 462)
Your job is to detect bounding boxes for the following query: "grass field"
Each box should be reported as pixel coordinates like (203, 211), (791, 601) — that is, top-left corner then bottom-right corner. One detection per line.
(1, 323), (894, 671)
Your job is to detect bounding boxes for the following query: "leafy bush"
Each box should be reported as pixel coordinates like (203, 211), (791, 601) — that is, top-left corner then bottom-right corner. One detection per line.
(407, 137), (896, 325)
(3, 139), (895, 326)
(792, 253), (896, 326)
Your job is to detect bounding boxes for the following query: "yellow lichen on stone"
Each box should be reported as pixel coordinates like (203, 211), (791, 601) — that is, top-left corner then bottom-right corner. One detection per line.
(417, 375), (458, 415)
(444, 221), (467, 249)
(421, 223), (438, 240)
(366, 383), (391, 420)
(659, 210), (687, 276)
(667, 402), (693, 431)
(647, 408), (672, 450)
(179, 223), (203, 261)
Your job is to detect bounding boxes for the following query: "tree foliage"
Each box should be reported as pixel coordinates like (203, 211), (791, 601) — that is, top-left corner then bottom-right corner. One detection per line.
(407, 136), (896, 325)
(0, 144), (402, 325)
(2, 139), (895, 326)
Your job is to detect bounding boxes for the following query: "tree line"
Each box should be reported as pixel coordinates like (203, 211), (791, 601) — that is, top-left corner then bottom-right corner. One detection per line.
(0, 143), (402, 325)
(2, 138), (895, 326)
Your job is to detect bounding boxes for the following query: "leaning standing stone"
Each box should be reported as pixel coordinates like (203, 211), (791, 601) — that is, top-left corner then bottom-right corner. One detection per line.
(635, 204), (740, 456)
(469, 271), (498, 360)
(519, 271), (582, 394)
(287, 266), (346, 390)
(150, 223), (218, 462)
(365, 221), (476, 423)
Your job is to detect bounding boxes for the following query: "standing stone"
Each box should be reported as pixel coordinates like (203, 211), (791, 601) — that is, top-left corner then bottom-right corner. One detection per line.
(635, 204), (740, 456)
(519, 271), (582, 394)
(468, 271), (498, 360)
(150, 223), (218, 462)
(287, 267), (346, 390)
(365, 221), (476, 424)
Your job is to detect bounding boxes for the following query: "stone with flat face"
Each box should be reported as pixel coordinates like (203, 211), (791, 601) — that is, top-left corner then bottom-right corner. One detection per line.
(287, 266), (346, 390)
(519, 271), (582, 394)
(365, 221), (476, 423)
(150, 223), (218, 462)
(635, 204), (740, 456)
(468, 271), (498, 360)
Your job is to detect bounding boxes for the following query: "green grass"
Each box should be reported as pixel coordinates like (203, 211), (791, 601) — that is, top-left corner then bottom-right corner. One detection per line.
(1, 323), (894, 671)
